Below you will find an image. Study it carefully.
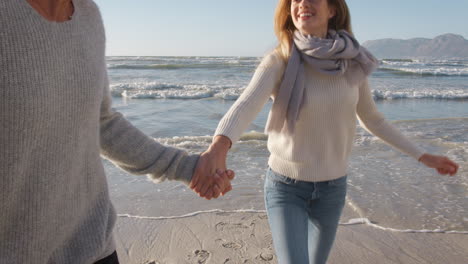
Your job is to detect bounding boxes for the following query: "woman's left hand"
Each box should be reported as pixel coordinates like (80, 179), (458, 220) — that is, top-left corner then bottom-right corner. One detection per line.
(418, 153), (459, 176)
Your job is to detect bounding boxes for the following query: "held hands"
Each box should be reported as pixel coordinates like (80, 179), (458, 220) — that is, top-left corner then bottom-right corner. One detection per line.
(419, 153), (459, 176)
(190, 136), (234, 200)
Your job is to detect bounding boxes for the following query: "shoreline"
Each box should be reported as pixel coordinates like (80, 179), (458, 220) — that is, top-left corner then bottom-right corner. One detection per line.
(113, 204), (468, 264)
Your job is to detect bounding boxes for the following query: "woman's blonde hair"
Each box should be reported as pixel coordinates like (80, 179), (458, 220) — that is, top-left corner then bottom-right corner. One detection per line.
(274, 0), (353, 59)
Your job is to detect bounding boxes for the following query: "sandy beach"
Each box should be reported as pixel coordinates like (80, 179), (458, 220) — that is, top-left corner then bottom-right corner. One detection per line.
(113, 203), (468, 264)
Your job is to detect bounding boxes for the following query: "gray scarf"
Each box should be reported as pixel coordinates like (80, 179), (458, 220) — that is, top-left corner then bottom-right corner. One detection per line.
(265, 30), (379, 134)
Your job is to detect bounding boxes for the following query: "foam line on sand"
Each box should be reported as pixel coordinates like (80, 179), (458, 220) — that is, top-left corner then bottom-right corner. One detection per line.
(118, 209), (468, 234)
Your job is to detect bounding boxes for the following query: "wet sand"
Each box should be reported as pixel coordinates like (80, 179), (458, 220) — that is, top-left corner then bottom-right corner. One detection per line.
(113, 204), (468, 264)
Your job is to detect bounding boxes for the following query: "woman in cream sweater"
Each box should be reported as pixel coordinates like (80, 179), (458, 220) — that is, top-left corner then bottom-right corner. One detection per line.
(190, 0), (460, 263)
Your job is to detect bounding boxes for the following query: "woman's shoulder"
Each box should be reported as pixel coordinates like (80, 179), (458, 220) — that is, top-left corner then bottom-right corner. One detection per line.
(258, 50), (286, 72)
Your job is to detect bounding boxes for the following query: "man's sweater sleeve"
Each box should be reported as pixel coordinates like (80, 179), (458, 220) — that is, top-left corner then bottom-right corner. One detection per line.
(356, 79), (425, 160)
(98, 69), (199, 185)
(215, 53), (285, 143)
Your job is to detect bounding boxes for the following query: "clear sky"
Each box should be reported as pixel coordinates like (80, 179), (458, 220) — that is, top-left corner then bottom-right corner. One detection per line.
(94, 0), (468, 57)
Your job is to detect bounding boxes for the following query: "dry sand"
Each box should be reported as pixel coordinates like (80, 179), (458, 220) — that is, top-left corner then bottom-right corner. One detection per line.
(114, 204), (468, 264)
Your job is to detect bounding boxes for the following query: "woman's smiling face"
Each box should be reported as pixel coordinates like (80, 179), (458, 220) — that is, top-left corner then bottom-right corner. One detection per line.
(291, 0), (336, 37)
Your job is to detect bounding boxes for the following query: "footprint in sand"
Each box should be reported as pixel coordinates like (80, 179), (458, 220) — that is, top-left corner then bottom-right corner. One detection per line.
(187, 249), (210, 264)
(219, 240), (244, 250)
(223, 241), (243, 249)
(215, 222), (249, 232)
(258, 214), (268, 220)
(255, 252), (274, 262)
(215, 238), (244, 250)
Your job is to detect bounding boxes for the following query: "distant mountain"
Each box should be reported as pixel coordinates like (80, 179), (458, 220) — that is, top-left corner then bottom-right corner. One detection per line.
(362, 34), (468, 59)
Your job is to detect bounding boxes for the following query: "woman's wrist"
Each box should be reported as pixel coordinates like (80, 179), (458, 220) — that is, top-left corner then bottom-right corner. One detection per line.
(418, 153), (426, 162)
(209, 135), (232, 154)
(418, 153), (433, 163)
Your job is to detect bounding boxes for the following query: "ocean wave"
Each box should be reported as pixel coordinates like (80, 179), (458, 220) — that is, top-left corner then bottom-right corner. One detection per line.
(111, 82), (184, 91)
(121, 90), (215, 100)
(154, 125), (459, 151)
(108, 62), (256, 70)
(154, 132), (268, 149)
(156, 135), (212, 149)
(372, 89), (468, 100)
(107, 56), (259, 61)
(377, 67), (468, 77)
(214, 88), (244, 100)
(115, 88), (468, 101)
(427, 62), (468, 67)
(110, 81), (467, 101)
(381, 59), (414, 63)
(214, 93), (240, 100)
(380, 59), (468, 67)
(111, 82), (245, 100)
(123, 91), (468, 101)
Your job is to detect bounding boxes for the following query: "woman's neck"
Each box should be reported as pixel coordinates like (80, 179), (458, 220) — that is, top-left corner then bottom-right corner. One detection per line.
(300, 28), (328, 39)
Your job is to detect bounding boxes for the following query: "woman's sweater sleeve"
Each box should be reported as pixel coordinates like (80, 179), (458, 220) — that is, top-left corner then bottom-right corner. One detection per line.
(356, 79), (425, 160)
(215, 53), (285, 143)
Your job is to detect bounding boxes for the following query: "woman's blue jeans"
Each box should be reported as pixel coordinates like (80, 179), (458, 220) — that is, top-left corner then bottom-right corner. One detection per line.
(264, 167), (347, 264)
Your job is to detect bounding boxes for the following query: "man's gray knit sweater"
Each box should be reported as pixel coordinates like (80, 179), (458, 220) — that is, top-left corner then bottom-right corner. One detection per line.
(0, 0), (199, 263)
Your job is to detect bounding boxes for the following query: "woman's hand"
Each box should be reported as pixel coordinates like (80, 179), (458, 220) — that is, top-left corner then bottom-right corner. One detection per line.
(190, 136), (234, 199)
(418, 153), (459, 176)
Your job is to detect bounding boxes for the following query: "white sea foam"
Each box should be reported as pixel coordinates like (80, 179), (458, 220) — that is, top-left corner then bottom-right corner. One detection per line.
(372, 89), (468, 100)
(214, 88), (243, 100)
(152, 132), (268, 151)
(340, 218), (468, 234)
(111, 81), (247, 100)
(379, 59), (468, 77)
(121, 89), (215, 99)
(111, 82), (184, 91)
(107, 58), (468, 102)
(117, 209), (266, 220)
(113, 84), (468, 101)
(155, 135), (212, 150)
(116, 211), (468, 234)
(379, 66), (468, 76)
(155, 132), (267, 147)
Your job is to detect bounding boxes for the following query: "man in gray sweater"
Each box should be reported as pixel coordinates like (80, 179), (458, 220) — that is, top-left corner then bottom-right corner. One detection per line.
(0, 0), (233, 263)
